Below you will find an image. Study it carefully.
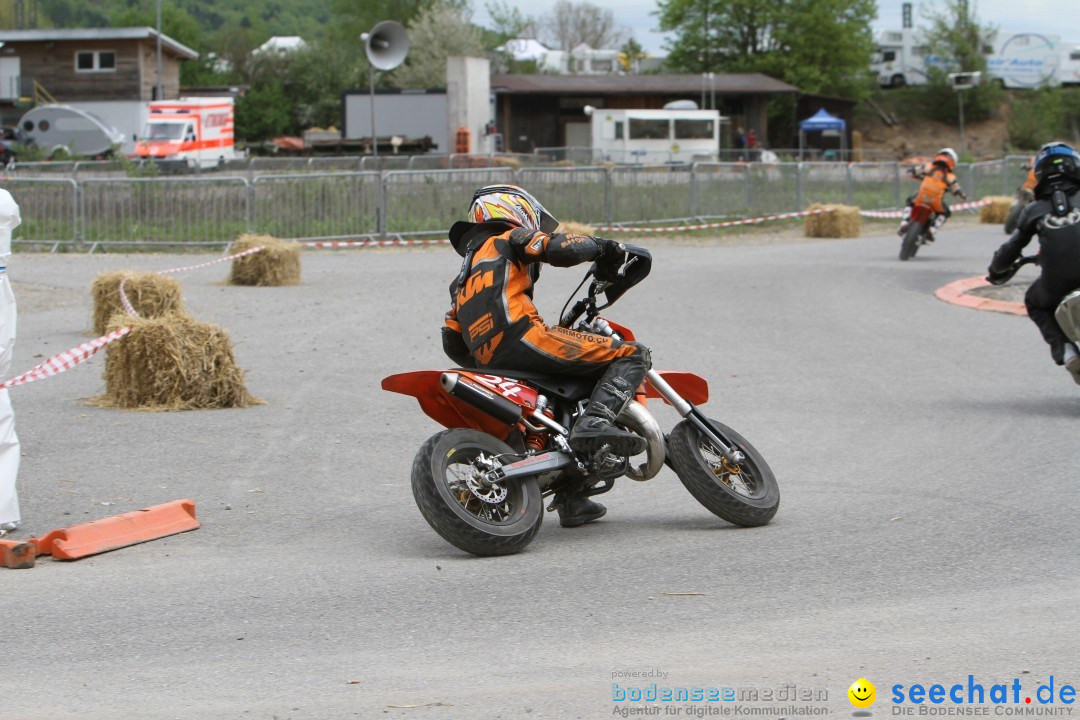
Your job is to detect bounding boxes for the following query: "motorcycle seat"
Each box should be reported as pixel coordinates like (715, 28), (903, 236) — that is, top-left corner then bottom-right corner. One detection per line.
(469, 368), (596, 402)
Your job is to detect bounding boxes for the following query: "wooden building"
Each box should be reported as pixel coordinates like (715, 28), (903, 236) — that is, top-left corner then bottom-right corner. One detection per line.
(0, 27), (197, 113)
(491, 73), (799, 153)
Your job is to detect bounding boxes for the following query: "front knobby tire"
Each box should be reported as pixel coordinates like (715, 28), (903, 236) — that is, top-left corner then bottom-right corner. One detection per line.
(669, 418), (779, 527)
(411, 428), (543, 556)
(900, 221), (922, 261)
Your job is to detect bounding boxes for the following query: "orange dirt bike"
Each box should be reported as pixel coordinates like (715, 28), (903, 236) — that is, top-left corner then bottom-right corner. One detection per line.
(899, 200), (937, 261)
(382, 244), (779, 556)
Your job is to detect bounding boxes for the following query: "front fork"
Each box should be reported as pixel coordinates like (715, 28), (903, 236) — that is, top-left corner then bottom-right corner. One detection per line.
(643, 369), (746, 465)
(587, 317), (746, 465)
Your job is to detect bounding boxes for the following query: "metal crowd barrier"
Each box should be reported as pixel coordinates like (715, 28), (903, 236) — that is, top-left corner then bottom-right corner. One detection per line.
(2, 159), (1016, 250)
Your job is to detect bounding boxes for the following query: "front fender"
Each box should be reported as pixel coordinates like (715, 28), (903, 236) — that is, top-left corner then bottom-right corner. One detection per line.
(645, 371), (709, 405)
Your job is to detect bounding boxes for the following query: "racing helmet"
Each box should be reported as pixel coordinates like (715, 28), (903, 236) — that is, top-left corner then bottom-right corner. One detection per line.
(468, 185), (559, 233)
(1033, 142), (1080, 190)
(934, 148), (958, 171)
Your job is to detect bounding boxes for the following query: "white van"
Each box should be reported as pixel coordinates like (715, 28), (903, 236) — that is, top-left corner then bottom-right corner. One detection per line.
(134, 97), (238, 168)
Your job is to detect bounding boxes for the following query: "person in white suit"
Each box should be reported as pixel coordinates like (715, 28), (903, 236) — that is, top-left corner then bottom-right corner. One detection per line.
(0, 189), (20, 535)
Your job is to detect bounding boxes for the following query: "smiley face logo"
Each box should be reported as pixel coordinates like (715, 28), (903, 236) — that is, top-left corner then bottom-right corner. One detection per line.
(848, 678), (876, 708)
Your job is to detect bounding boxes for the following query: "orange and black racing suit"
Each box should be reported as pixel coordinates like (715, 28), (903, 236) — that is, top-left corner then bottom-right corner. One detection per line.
(909, 161), (965, 221)
(442, 219), (651, 415)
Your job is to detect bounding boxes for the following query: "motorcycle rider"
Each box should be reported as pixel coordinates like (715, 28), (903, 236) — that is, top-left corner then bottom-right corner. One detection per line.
(898, 148), (968, 240)
(442, 185), (651, 527)
(987, 142), (1080, 381)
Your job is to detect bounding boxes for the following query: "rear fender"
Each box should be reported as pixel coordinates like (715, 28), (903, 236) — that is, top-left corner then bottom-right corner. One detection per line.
(909, 203), (932, 225)
(381, 371), (516, 440)
(644, 371), (709, 406)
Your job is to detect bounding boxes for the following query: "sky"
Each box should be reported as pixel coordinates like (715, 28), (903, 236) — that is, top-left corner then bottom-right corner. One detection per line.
(471, 0), (1073, 56)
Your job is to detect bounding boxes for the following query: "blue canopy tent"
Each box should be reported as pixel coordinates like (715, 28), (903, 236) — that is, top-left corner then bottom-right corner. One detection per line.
(798, 108), (847, 161)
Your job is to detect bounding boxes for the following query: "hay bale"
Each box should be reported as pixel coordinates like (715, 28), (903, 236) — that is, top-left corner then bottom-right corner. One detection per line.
(557, 221), (597, 236)
(90, 313), (262, 411)
(979, 196), (1014, 224)
(228, 235), (301, 287)
(804, 203), (862, 238)
(91, 271), (184, 336)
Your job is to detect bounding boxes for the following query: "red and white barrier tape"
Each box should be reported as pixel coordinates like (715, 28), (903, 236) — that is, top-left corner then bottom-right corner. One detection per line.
(859, 198), (991, 219)
(2, 246), (266, 391)
(0, 327), (131, 390)
(117, 277), (138, 317)
(303, 238), (450, 249)
(158, 245), (265, 274)
(594, 208), (828, 233)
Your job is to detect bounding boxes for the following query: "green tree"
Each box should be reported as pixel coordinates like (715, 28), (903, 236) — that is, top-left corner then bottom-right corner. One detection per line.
(112, 3), (222, 85)
(618, 37), (647, 74)
(234, 78), (293, 141)
(484, 0), (538, 42)
(285, 39), (367, 128)
(390, 3), (486, 89)
(656, 0), (876, 99)
(919, 0), (1003, 123)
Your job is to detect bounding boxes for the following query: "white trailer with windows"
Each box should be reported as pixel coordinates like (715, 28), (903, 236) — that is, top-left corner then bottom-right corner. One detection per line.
(585, 107), (721, 164)
(872, 28), (1064, 89)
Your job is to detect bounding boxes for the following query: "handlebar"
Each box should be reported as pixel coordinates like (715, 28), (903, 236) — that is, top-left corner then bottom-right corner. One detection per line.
(987, 254), (1038, 286)
(558, 243), (652, 328)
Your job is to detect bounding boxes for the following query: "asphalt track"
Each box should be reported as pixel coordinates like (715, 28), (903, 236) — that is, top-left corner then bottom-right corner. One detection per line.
(3, 220), (1078, 719)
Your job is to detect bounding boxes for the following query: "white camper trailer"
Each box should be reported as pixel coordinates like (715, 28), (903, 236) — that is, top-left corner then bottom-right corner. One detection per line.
(586, 107), (721, 164)
(18, 104), (126, 157)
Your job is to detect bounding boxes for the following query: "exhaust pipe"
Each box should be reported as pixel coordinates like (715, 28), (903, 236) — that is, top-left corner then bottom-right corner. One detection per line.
(441, 372), (523, 425)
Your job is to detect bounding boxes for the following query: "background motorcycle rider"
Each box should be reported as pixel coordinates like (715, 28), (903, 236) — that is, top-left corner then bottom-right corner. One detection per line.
(898, 148), (968, 239)
(987, 142), (1080, 381)
(442, 185), (651, 528)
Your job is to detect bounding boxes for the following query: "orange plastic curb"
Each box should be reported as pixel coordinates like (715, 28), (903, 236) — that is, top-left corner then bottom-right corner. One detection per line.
(32, 499), (200, 561)
(0, 539), (37, 569)
(935, 276), (1027, 316)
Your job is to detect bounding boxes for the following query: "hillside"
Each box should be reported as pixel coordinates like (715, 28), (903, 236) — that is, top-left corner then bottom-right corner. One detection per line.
(33, 0), (334, 47)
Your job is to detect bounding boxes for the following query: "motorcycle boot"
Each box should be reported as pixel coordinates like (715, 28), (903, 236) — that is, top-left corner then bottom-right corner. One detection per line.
(897, 219), (910, 237)
(558, 494), (607, 527)
(1064, 343), (1080, 384)
(569, 375), (647, 457)
(929, 214), (947, 240)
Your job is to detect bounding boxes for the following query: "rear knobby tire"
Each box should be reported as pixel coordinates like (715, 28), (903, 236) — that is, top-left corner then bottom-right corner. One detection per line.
(411, 428), (543, 556)
(669, 418), (779, 527)
(900, 221), (922, 261)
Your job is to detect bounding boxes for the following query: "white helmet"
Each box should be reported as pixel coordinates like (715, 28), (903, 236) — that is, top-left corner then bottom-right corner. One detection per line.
(937, 148), (958, 167)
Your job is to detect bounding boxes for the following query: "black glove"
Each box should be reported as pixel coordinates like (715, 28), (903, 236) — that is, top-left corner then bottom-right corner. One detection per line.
(985, 265), (1012, 286)
(594, 238), (625, 281)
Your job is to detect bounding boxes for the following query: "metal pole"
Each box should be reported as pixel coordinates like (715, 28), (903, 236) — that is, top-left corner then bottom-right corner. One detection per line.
(155, 0), (163, 101)
(369, 66), (378, 160)
(957, 91), (965, 154)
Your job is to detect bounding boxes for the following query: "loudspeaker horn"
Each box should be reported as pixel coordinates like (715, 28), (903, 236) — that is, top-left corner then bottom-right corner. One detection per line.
(362, 20), (409, 71)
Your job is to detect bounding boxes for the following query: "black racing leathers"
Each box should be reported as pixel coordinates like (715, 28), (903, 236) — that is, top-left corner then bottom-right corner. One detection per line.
(989, 187), (1080, 363)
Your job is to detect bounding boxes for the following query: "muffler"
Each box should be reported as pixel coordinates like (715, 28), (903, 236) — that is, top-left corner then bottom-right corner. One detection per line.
(441, 372), (523, 425)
